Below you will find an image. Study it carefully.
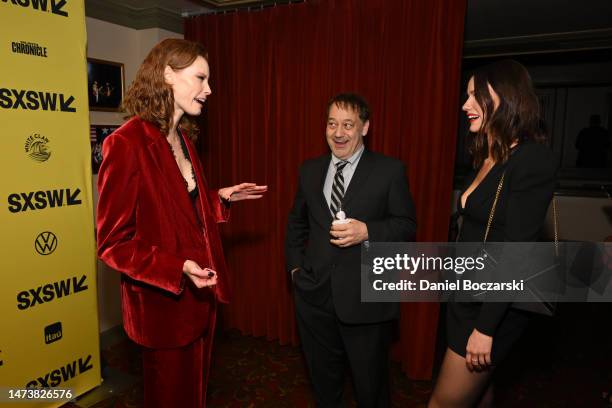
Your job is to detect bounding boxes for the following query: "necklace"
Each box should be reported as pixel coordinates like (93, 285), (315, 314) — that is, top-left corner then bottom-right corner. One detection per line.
(167, 135), (196, 192)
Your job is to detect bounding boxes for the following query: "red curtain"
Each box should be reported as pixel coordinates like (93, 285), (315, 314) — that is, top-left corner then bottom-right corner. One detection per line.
(185, 0), (466, 380)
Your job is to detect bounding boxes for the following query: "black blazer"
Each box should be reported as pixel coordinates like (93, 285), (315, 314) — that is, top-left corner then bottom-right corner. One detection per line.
(457, 142), (557, 335)
(285, 149), (417, 324)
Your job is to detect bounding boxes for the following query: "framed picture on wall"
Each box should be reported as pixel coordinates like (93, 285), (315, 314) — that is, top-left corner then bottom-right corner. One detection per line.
(90, 125), (119, 173)
(87, 58), (124, 112)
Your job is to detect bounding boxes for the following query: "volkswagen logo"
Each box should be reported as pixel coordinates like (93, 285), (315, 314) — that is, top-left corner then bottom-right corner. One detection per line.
(35, 231), (58, 255)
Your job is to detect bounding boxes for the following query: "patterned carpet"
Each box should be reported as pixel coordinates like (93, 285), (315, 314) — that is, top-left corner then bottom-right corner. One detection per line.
(69, 330), (431, 408)
(65, 303), (612, 407)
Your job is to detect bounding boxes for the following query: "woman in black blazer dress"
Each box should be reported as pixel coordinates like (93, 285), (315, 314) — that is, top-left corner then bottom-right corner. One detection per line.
(428, 60), (557, 408)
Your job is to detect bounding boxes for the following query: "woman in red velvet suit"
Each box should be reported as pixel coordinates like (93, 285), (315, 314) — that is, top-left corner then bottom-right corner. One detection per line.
(96, 39), (266, 407)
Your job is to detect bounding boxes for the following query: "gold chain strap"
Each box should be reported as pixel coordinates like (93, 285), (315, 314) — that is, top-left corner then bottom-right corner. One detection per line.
(552, 197), (559, 256)
(483, 172), (559, 252)
(483, 173), (505, 244)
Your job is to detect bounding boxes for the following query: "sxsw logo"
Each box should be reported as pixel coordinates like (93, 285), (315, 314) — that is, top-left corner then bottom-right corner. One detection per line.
(35, 231), (58, 255)
(0, 88), (75, 112)
(44, 322), (62, 344)
(1, 0), (68, 17)
(7, 188), (82, 213)
(17, 275), (88, 310)
(26, 355), (93, 388)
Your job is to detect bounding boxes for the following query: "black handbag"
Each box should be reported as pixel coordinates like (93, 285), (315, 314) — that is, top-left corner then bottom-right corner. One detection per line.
(475, 171), (560, 316)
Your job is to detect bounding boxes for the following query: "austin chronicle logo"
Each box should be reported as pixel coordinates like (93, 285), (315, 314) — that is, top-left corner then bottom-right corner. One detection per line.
(24, 133), (51, 162)
(35, 231), (57, 255)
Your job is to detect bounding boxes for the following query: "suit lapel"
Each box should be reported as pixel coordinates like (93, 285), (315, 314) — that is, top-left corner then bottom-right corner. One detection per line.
(182, 131), (213, 221)
(467, 162), (505, 210)
(341, 149), (373, 210)
(312, 155), (334, 224)
(144, 123), (197, 224)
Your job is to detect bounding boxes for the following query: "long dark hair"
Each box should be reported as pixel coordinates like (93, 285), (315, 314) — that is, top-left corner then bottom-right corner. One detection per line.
(469, 59), (545, 168)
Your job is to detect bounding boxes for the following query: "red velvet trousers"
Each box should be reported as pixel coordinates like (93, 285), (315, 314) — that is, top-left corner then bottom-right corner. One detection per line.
(141, 300), (216, 408)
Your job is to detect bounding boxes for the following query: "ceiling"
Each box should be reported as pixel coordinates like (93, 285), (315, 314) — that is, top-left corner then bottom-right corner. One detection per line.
(195, 0), (270, 8)
(84, 0), (275, 32)
(85, 0), (612, 55)
(465, 0), (612, 41)
(103, 0), (273, 17)
(97, 0), (211, 17)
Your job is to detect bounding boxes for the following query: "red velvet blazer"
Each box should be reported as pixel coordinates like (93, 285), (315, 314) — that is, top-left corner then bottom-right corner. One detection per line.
(97, 117), (230, 348)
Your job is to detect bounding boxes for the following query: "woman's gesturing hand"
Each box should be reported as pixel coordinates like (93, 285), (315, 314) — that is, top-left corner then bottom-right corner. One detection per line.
(218, 183), (267, 203)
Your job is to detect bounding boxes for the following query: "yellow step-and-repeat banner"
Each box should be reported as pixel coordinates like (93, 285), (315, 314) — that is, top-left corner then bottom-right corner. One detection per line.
(0, 0), (101, 406)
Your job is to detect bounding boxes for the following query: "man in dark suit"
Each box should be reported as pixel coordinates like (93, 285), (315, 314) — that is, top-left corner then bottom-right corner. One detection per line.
(286, 93), (417, 407)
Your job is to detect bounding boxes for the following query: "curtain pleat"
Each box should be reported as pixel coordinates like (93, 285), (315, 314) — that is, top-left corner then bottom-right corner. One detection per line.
(185, 0), (466, 379)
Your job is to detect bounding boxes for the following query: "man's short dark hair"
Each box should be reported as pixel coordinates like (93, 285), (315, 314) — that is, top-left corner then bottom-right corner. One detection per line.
(327, 93), (370, 123)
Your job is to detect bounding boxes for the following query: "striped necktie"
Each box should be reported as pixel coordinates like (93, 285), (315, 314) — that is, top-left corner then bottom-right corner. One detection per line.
(330, 160), (348, 216)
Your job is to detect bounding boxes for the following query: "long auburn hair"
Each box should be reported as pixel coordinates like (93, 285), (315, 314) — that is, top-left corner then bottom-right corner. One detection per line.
(122, 39), (208, 141)
(469, 59), (545, 168)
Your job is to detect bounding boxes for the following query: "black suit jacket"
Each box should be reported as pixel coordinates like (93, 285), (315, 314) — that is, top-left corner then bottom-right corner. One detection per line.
(285, 149), (417, 324)
(455, 142), (557, 335)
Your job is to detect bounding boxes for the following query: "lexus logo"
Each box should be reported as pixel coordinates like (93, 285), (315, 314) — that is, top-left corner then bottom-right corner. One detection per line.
(35, 231), (58, 255)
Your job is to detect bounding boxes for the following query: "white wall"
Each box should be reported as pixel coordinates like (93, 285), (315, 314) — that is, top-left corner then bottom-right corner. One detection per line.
(87, 17), (183, 332)
(544, 196), (612, 242)
(87, 17), (183, 126)
(451, 190), (612, 242)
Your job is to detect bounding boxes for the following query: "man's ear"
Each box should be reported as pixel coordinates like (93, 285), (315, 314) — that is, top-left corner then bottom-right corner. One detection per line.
(163, 65), (174, 85)
(362, 120), (370, 136)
